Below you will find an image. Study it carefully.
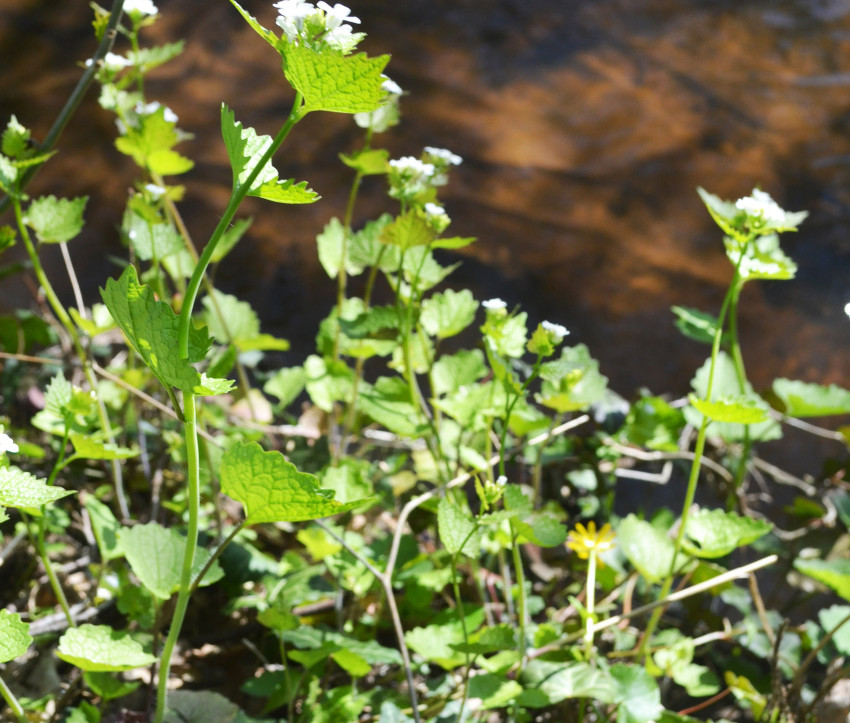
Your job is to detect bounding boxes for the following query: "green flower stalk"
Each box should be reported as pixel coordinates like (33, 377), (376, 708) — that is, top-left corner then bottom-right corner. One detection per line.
(567, 521), (616, 655)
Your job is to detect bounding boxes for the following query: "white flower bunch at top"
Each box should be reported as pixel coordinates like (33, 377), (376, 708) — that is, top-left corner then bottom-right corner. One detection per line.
(735, 189), (785, 227)
(0, 433), (18, 456)
(541, 320), (569, 341)
(274, 1), (364, 53)
(123, 0), (158, 17)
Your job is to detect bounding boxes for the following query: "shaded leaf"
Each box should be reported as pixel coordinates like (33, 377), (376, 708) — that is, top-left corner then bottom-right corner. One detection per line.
(683, 508), (771, 559)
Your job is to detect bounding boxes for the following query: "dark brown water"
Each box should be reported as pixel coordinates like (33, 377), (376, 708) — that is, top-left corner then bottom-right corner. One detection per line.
(2, 0), (850, 397)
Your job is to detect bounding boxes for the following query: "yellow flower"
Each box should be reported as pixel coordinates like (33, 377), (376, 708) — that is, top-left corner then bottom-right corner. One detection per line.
(567, 521), (615, 560)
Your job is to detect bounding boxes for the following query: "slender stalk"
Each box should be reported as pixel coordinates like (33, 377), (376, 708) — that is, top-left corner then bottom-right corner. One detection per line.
(583, 548), (598, 657)
(36, 511), (76, 629)
(0, 673), (27, 723)
(510, 525), (528, 675)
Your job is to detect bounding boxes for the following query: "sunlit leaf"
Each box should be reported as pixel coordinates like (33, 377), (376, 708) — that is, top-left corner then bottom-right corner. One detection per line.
(617, 515), (676, 583)
(420, 289), (478, 339)
(0, 610), (31, 663)
(57, 624), (156, 672)
(682, 508), (771, 558)
(795, 558), (850, 601)
(69, 433), (138, 461)
(688, 394), (769, 425)
(0, 466), (74, 513)
(437, 496), (480, 558)
(610, 664), (662, 723)
(772, 378), (850, 417)
(24, 195), (87, 244)
(519, 660), (616, 707)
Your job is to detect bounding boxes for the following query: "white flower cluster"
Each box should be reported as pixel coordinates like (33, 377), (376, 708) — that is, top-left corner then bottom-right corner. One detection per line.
(735, 189), (785, 226)
(274, 1), (363, 52)
(123, 0), (158, 17)
(0, 433), (18, 456)
(354, 76), (403, 133)
(424, 146), (462, 167)
(541, 320), (569, 341)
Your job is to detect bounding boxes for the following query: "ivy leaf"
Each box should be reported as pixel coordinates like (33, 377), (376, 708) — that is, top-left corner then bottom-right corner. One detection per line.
(0, 610), (32, 663)
(437, 497), (481, 558)
(772, 378), (850, 417)
(57, 624), (156, 672)
(610, 664), (662, 723)
(682, 509), (771, 558)
(688, 394), (769, 425)
(0, 466), (74, 513)
(794, 559), (850, 601)
(617, 515), (676, 583)
(420, 289), (478, 339)
(24, 195), (87, 244)
(220, 441), (368, 524)
(118, 522), (224, 599)
(283, 44), (390, 114)
(221, 104), (318, 204)
(101, 266), (234, 396)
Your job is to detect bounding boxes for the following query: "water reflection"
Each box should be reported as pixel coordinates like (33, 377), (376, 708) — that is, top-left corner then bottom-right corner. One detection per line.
(1, 0), (849, 397)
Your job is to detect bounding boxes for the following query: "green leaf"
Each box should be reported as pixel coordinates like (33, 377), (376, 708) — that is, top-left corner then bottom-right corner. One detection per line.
(69, 433), (138, 461)
(220, 104), (318, 204)
(163, 690), (239, 723)
(115, 108), (192, 175)
(0, 466), (74, 512)
(671, 305), (727, 346)
(467, 674), (523, 710)
(304, 354), (353, 412)
(818, 605), (850, 655)
(2, 115), (30, 159)
(24, 195), (87, 244)
(794, 558), (850, 601)
(84, 496), (123, 562)
(57, 624), (156, 672)
(118, 522), (224, 599)
(339, 148), (389, 176)
(379, 209), (436, 249)
(127, 41), (185, 72)
(228, 0), (281, 52)
(620, 393), (685, 452)
(100, 266), (233, 395)
(431, 349), (487, 397)
(330, 648), (371, 677)
(263, 366), (306, 407)
(0, 610), (32, 663)
(682, 508), (771, 559)
(437, 496), (481, 558)
(451, 624), (516, 655)
(124, 210), (183, 260)
(688, 393), (769, 425)
(317, 217), (360, 278)
(202, 289), (288, 353)
(358, 376), (428, 437)
(725, 232), (797, 281)
(772, 378), (850, 417)
(283, 45), (390, 114)
(617, 515), (676, 583)
(83, 671), (141, 702)
(405, 607), (486, 670)
(431, 235), (477, 250)
(610, 664), (662, 723)
(513, 514), (568, 548)
(537, 344), (608, 413)
(220, 441), (367, 524)
(420, 289), (478, 339)
(519, 660), (616, 707)
(685, 352), (781, 442)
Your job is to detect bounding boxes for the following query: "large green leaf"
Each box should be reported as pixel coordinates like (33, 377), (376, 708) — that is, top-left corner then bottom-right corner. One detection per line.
(537, 344), (608, 413)
(220, 441), (367, 524)
(610, 664), (662, 723)
(283, 44), (389, 114)
(420, 289), (478, 339)
(220, 104), (318, 204)
(772, 378), (850, 417)
(118, 522), (224, 599)
(57, 624), (156, 672)
(0, 610), (31, 663)
(114, 107), (192, 176)
(24, 195), (87, 244)
(69, 433), (138, 461)
(405, 607), (485, 670)
(100, 266), (233, 395)
(437, 496), (481, 558)
(682, 509), (771, 559)
(0, 466), (74, 513)
(518, 660), (616, 707)
(358, 376), (427, 437)
(202, 289), (288, 353)
(688, 394), (769, 425)
(617, 515), (676, 583)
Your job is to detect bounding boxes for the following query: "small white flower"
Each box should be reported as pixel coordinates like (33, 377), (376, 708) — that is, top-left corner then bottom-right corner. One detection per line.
(495, 475), (507, 487)
(389, 156), (435, 177)
(145, 183), (166, 198)
(0, 433), (19, 455)
(134, 101), (178, 123)
(542, 320), (569, 341)
(845, 302), (850, 319)
(381, 77), (403, 96)
(424, 202), (446, 217)
(123, 0), (158, 16)
(316, 2), (360, 28)
(482, 298), (507, 310)
(424, 146), (463, 166)
(735, 189), (785, 226)
(87, 53), (132, 71)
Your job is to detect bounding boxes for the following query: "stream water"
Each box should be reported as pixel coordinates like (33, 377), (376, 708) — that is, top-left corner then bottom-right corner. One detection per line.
(2, 0), (850, 400)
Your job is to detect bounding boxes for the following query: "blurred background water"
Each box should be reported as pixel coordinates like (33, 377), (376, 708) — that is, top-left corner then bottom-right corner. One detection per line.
(2, 0), (850, 399)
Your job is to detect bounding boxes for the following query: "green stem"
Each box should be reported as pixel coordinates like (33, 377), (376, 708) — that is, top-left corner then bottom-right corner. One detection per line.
(0, 0), (126, 215)
(153, 391), (199, 723)
(498, 355), (543, 478)
(727, 279), (752, 490)
(510, 524), (528, 676)
(638, 262), (744, 658)
(0, 672), (27, 723)
(36, 510), (76, 628)
(584, 549), (597, 658)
